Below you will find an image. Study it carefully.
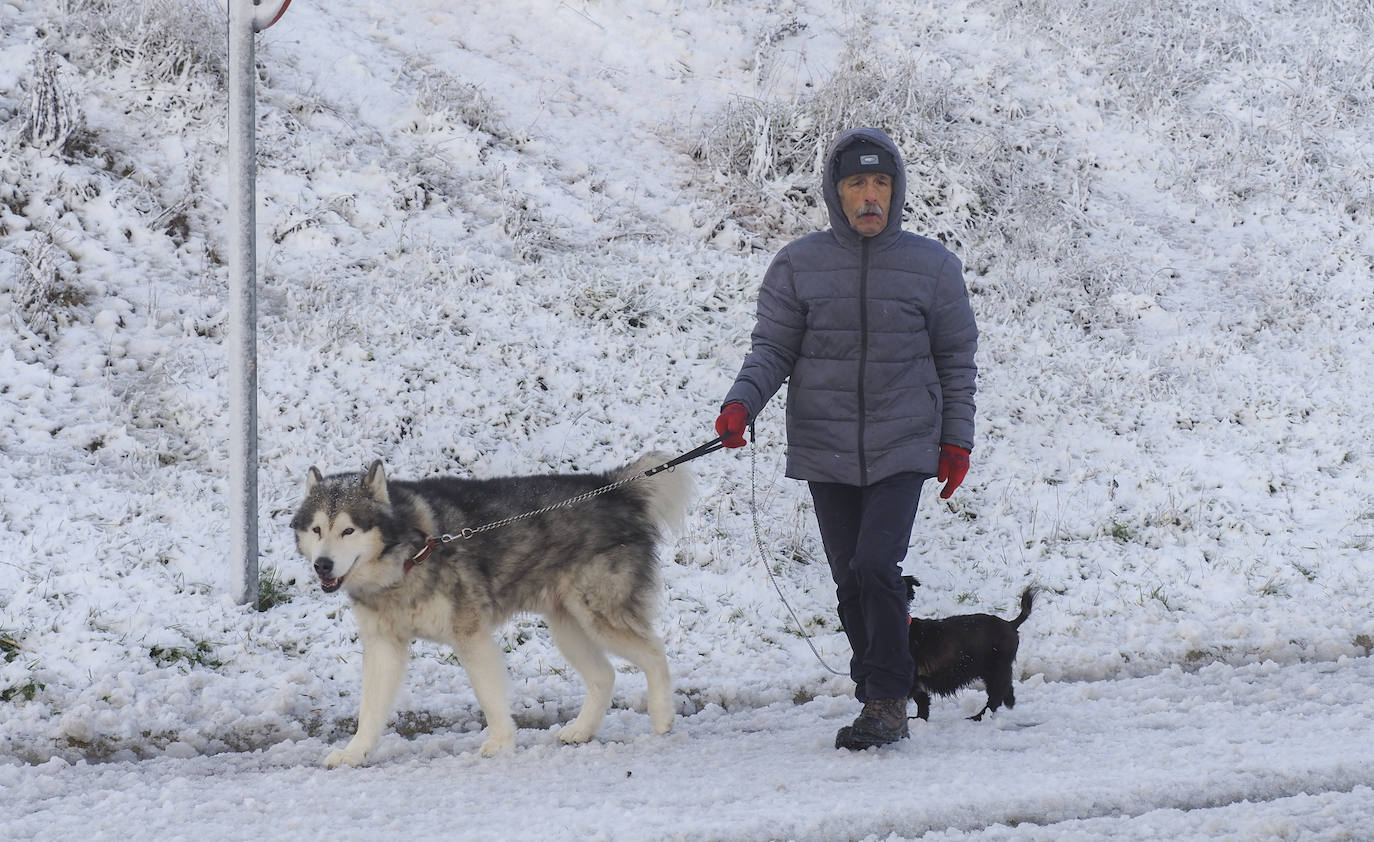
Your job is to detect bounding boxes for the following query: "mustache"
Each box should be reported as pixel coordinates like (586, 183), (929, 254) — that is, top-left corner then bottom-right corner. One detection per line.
(858, 202), (885, 217)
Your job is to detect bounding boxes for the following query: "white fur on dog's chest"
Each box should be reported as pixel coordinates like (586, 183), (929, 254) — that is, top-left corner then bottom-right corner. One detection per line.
(353, 591), (461, 647)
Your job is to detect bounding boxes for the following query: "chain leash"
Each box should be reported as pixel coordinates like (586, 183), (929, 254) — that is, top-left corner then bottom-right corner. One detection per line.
(747, 426), (849, 677)
(456, 474), (644, 542)
(409, 438), (727, 566)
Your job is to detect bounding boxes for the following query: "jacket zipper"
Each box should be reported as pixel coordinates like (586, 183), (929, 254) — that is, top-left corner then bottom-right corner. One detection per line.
(857, 238), (870, 486)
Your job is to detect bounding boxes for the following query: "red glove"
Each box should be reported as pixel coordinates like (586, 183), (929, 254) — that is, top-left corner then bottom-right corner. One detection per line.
(937, 444), (970, 499)
(715, 403), (749, 448)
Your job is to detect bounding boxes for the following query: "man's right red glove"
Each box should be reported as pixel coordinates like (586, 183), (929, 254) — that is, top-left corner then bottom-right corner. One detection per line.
(715, 403), (749, 448)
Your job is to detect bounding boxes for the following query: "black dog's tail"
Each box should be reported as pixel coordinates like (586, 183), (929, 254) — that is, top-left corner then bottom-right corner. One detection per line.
(1009, 587), (1036, 628)
(902, 575), (920, 606)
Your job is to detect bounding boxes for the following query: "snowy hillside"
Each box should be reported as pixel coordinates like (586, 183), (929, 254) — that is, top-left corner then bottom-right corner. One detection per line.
(2, 0), (1372, 810)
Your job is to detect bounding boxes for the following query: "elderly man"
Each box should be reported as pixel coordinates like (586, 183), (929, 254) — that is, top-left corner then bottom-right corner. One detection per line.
(716, 127), (978, 750)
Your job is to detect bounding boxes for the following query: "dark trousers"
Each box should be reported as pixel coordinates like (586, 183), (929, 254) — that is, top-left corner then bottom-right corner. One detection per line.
(808, 472), (928, 701)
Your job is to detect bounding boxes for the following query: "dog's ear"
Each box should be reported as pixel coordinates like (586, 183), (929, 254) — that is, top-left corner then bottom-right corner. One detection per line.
(306, 466), (323, 492)
(363, 459), (390, 505)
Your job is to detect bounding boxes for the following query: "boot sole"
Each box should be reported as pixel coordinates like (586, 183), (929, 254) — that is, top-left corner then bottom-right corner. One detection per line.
(835, 723), (909, 750)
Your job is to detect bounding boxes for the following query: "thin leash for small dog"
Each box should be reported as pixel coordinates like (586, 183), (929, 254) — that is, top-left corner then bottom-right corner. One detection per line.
(744, 423), (849, 677)
(407, 437), (730, 568)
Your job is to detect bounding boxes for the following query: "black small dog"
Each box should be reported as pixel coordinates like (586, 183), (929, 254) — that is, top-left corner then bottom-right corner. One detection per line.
(904, 576), (1035, 721)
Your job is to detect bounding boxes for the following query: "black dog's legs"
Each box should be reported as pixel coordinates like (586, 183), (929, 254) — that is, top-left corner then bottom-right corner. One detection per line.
(912, 691), (931, 721)
(969, 670), (1016, 721)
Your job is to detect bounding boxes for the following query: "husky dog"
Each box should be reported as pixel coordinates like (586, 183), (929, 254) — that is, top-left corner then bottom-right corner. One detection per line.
(904, 576), (1035, 721)
(291, 454), (691, 767)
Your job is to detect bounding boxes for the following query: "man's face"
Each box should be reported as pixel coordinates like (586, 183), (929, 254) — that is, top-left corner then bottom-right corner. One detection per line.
(838, 172), (893, 238)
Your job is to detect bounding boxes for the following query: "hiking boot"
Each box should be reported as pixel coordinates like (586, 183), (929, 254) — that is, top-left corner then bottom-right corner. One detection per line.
(835, 698), (910, 750)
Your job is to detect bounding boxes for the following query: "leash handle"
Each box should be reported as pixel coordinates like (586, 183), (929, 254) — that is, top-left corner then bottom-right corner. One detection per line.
(644, 420), (756, 477)
(643, 434), (730, 477)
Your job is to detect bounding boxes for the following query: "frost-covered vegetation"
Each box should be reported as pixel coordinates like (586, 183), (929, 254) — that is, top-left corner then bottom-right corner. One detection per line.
(0, 0), (1371, 765)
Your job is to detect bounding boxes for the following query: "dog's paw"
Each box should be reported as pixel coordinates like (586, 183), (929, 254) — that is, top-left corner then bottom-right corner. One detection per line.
(558, 721), (597, 745)
(479, 728), (515, 757)
(324, 745), (368, 768)
(650, 709), (674, 735)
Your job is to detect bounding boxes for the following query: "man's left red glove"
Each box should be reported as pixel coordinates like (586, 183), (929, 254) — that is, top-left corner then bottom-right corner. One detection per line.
(937, 444), (970, 499)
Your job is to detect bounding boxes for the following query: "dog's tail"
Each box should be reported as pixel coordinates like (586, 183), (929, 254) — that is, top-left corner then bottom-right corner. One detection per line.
(902, 575), (920, 608)
(619, 451), (692, 537)
(1009, 587), (1036, 628)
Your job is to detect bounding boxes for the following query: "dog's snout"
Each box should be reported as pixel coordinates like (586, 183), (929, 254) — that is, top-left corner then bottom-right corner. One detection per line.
(314, 557), (334, 577)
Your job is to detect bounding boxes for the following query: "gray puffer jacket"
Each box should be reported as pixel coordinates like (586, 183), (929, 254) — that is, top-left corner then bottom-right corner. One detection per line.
(723, 127), (978, 486)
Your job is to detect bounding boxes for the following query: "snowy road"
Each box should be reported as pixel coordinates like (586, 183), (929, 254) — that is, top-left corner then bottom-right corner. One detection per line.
(5, 656), (1371, 841)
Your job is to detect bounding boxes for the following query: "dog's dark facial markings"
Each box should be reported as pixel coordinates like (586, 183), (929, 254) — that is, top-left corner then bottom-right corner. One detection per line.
(904, 576), (1035, 721)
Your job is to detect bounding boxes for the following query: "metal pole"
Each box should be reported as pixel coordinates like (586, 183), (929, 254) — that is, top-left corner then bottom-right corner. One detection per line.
(227, 0), (258, 606)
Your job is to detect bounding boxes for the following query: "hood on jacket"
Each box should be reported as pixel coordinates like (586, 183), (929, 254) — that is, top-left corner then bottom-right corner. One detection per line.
(821, 127), (907, 247)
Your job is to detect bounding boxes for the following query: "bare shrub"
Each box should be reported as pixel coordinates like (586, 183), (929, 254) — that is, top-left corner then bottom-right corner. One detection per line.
(56, 0), (226, 86)
(14, 233), (86, 340)
(18, 49), (82, 153)
(404, 58), (526, 149)
(690, 41), (1094, 310)
(496, 168), (568, 263)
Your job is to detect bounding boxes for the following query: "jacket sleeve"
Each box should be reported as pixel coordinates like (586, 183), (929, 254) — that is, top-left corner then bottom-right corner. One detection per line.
(929, 252), (978, 451)
(723, 248), (806, 419)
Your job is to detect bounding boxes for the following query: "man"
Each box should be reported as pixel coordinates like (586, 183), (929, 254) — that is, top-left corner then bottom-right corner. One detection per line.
(715, 127), (978, 750)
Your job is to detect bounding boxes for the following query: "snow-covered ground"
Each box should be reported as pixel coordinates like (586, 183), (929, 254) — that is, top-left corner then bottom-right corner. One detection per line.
(2, 0), (1372, 838)
(7, 657), (1374, 841)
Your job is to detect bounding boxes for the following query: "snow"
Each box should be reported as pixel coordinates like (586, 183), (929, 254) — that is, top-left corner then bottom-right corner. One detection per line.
(5, 659), (1374, 840)
(2, 0), (1373, 839)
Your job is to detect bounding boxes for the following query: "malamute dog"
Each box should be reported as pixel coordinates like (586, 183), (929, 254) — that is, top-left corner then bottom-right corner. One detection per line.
(291, 453), (691, 767)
